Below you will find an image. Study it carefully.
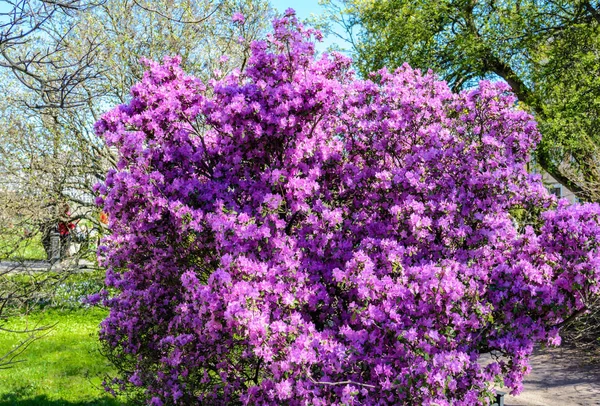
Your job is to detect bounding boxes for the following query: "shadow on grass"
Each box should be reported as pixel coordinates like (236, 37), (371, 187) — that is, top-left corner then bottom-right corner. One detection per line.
(0, 393), (127, 406)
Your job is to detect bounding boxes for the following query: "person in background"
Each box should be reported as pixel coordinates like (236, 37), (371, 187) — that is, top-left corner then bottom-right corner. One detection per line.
(58, 204), (76, 258)
(41, 202), (76, 261)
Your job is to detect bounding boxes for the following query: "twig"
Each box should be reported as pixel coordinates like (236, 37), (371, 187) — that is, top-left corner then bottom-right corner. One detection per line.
(309, 377), (376, 389)
(551, 307), (588, 329)
(132, 0), (223, 25)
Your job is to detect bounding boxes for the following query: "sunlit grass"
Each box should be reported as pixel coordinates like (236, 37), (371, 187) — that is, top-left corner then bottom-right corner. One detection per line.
(0, 232), (46, 261)
(0, 308), (127, 405)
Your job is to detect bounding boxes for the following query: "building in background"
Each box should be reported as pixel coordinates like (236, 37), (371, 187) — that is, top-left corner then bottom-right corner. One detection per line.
(538, 170), (579, 204)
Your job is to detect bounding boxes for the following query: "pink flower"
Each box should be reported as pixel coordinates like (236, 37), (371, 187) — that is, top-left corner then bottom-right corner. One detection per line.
(232, 12), (245, 24)
(94, 8), (600, 405)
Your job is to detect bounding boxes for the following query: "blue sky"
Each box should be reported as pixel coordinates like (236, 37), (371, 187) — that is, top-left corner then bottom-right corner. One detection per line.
(270, 0), (326, 20)
(269, 0), (346, 53)
(0, 1), (346, 53)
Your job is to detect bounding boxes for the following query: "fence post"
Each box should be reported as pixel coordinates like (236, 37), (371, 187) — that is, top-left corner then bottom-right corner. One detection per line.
(492, 391), (505, 406)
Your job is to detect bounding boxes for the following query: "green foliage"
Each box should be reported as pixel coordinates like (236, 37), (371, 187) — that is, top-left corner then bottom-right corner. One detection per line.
(535, 21), (600, 200)
(2, 270), (106, 313)
(0, 308), (127, 405)
(51, 272), (106, 309)
(0, 232), (46, 261)
(324, 0), (544, 91)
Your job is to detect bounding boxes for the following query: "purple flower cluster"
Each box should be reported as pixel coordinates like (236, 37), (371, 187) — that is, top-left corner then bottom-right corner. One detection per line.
(231, 12), (245, 25)
(94, 10), (600, 405)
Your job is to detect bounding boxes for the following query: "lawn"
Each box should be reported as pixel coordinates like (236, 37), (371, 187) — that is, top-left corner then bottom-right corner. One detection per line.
(0, 308), (127, 405)
(0, 232), (46, 261)
(0, 221), (101, 262)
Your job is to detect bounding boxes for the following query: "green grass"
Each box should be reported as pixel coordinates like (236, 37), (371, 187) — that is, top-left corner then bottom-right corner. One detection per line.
(2, 270), (107, 312)
(0, 232), (46, 261)
(0, 308), (127, 405)
(0, 226), (101, 262)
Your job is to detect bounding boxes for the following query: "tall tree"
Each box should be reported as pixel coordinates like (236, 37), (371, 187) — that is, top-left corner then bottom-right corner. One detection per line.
(322, 0), (600, 201)
(0, 0), (273, 229)
(0, 0), (273, 367)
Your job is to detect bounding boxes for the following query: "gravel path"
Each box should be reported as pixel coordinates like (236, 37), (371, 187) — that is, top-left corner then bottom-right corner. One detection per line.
(505, 346), (600, 406)
(0, 259), (96, 273)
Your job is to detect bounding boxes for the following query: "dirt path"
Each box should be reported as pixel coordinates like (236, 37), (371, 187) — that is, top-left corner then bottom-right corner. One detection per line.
(505, 346), (600, 406)
(0, 259), (95, 273)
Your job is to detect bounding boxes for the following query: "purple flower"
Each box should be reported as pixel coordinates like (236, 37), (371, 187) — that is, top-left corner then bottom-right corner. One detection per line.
(93, 8), (600, 406)
(232, 12), (245, 24)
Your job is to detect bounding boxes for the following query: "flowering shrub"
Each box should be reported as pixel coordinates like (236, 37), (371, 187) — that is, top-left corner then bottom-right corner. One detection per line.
(93, 10), (600, 406)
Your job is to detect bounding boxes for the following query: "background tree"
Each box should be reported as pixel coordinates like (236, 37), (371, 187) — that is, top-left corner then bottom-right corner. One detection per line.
(0, 0), (104, 369)
(321, 0), (600, 202)
(0, 0), (273, 368)
(1, 0), (273, 213)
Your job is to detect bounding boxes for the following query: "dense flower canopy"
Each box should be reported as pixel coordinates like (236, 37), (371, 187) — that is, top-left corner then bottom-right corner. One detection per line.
(94, 10), (600, 406)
